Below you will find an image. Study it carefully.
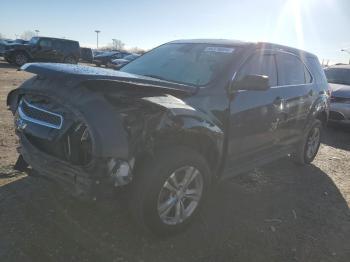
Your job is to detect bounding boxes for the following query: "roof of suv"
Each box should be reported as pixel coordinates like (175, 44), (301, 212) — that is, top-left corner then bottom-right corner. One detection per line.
(169, 39), (252, 46)
(36, 36), (79, 43)
(326, 64), (350, 69)
(169, 39), (317, 58)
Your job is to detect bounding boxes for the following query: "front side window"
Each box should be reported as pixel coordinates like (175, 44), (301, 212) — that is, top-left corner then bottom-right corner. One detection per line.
(276, 53), (310, 85)
(39, 39), (52, 48)
(121, 43), (236, 86)
(236, 53), (278, 86)
(29, 37), (39, 45)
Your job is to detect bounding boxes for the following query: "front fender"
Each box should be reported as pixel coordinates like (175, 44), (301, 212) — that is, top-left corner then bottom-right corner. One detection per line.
(138, 97), (225, 173)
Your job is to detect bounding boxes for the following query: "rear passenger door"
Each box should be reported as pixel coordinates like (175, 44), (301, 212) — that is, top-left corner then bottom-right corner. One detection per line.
(275, 52), (314, 144)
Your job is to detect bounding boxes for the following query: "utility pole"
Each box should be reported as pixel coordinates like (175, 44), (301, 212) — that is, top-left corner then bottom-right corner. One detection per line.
(35, 30), (39, 36)
(95, 30), (101, 49)
(341, 48), (350, 64)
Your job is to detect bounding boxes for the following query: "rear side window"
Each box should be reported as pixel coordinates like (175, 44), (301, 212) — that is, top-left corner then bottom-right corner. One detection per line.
(112, 53), (123, 59)
(276, 53), (311, 85)
(237, 53), (277, 86)
(60, 41), (79, 51)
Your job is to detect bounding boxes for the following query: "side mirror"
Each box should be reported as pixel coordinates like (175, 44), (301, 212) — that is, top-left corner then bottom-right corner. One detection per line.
(231, 74), (270, 92)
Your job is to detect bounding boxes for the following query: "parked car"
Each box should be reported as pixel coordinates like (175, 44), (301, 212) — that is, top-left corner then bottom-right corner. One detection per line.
(92, 50), (106, 57)
(93, 51), (130, 66)
(4, 37), (80, 66)
(324, 65), (350, 124)
(0, 39), (8, 56)
(107, 53), (141, 69)
(7, 39), (329, 235)
(80, 47), (93, 63)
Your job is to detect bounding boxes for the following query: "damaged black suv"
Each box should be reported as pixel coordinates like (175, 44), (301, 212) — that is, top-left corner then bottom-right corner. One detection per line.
(7, 40), (329, 235)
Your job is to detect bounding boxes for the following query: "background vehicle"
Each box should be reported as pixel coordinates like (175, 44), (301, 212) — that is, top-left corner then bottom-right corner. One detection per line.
(0, 40), (7, 56)
(4, 37), (80, 66)
(0, 39), (28, 57)
(325, 65), (350, 124)
(107, 53), (140, 69)
(80, 47), (93, 63)
(93, 51), (130, 66)
(7, 39), (329, 235)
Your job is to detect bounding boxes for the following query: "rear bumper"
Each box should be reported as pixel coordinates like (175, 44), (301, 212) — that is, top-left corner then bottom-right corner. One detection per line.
(19, 133), (114, 199)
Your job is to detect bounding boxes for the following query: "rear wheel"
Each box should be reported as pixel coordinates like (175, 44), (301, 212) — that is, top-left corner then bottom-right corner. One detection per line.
(292, 119), (322, 165)
(14, 52), (29, 66)
(129, 147), (211, 236)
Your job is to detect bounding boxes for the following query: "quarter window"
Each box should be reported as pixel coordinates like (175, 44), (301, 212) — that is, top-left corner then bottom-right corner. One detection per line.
(276, 53), (311, 85)
(237, 53), (277, 87)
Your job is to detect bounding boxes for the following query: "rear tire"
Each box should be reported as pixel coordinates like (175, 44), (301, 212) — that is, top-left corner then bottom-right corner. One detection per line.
(129, 147), (211, 236)
(292, 119), (322, 165)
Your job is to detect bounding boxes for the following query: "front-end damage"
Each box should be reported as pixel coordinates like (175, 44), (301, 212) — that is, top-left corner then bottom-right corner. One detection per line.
(7, 63), (224, 199)
(8, 84), (135, 198)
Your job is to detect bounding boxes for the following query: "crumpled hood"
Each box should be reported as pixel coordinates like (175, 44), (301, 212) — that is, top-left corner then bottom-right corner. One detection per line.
(329, 83), (350, 98)
(21, 63), (197, 95)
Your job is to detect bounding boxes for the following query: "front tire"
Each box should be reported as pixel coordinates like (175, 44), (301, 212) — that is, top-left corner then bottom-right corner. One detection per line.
(64, 56), (77, 64)
(129, 147), (211, 236)
(293, 119), (322, 165)
(14, 52), (29, 66)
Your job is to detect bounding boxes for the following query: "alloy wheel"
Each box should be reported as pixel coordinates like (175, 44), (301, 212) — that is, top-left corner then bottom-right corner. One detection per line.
(15, 53), (27, 66)
(306, 126), (321, 159)
(157, 166), (204, 225)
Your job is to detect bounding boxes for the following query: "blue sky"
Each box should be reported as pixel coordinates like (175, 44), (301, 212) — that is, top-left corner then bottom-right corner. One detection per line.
(1, 0), (349, 64)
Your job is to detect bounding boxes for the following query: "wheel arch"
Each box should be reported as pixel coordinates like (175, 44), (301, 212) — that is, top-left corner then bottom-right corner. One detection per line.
(133, 116), (225, 178)
(305, 95), (329, 129)
(14, 50), (32, 59)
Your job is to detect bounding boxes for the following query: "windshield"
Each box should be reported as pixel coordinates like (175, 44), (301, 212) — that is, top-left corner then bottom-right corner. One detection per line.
(325, 68), (350, 85)
(29, 37), (39, 45)
(124, 54), (139, 61)
(120, 43), (236, 86)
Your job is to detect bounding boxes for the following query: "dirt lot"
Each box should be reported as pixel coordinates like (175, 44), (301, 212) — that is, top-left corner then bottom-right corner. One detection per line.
(0, 59), (349, 262)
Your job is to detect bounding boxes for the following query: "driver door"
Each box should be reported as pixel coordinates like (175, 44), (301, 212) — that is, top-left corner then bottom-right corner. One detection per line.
(226, 51), (285, 168)
(34, 38), (56, 61)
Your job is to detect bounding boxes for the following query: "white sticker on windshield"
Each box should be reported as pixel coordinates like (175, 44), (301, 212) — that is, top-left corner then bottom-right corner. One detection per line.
(204, 47), (235, 53)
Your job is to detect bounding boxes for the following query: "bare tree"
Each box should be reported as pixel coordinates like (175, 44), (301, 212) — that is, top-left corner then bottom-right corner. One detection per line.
(112, 39), (125, 50)
(20, 31), (36, 40)
(127, 46), (146, 54)
(0, 33), (4, 39)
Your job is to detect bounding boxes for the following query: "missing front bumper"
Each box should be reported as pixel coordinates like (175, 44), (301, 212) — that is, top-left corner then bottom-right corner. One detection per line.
(18, 134), (121, 199)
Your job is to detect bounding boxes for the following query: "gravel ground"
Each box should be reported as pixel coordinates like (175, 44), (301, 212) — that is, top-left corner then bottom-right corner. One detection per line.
(0, 59), (349, 262)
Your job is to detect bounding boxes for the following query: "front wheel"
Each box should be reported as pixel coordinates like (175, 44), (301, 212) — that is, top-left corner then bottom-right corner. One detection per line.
(64, 56), (77, 64)
(129, 147), (211, 236)
(14, 52), (29, 66)
(292, 119), (322, 165)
